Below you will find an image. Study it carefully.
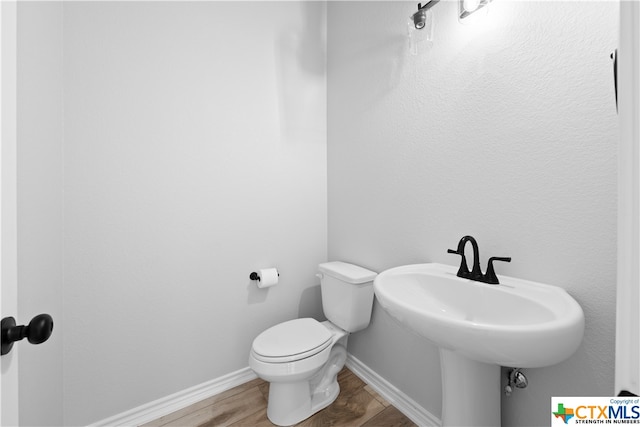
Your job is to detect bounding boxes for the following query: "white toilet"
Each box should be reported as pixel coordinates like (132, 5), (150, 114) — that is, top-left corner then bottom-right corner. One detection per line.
(248, 261), (377, 426)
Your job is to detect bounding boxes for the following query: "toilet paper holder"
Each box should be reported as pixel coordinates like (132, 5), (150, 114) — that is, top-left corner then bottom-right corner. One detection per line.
(250, 270), (280, 281)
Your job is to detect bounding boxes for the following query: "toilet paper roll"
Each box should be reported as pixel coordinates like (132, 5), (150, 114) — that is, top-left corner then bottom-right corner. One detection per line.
(257, 268), (278, 289)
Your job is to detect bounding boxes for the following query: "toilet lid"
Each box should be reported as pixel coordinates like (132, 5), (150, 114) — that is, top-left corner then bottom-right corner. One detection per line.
(252, 318), (333, 362)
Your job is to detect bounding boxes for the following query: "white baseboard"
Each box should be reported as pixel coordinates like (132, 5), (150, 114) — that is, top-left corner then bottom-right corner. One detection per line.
(346, 354), (441, 427)
(89, 354), (438, 427)
(88, 367), (257, 427)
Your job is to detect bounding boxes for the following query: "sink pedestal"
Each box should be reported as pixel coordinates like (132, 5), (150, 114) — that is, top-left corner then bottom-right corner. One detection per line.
(440, 349), (501, 427)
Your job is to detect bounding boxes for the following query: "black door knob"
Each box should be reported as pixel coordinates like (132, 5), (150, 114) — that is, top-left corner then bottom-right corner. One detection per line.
(1, 314), (54, 356)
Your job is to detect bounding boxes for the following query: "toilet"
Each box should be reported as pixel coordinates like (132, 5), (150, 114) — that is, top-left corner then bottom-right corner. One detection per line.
(248, 261), (377, 426)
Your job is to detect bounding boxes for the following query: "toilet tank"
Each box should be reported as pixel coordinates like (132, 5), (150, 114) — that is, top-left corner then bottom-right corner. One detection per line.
(318, 262), (377, 333)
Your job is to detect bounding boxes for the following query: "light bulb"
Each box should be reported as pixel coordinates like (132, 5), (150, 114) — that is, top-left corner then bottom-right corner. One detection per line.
(413, 9), (427, 30)
(463, 0), (481, 13)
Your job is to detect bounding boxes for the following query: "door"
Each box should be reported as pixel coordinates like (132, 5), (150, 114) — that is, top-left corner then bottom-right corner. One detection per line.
(2, 3), (62, 425)
(616, 0), (640, 397)
(1, 1), (20, 424)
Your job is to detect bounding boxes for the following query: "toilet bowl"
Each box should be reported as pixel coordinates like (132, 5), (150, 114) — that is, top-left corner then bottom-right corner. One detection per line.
(248, 262), (377, 426)
(249, 318), (348, 426)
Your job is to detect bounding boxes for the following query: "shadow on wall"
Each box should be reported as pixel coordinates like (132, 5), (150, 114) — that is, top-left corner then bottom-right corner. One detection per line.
(298, 284), (326, 321)
(296, 1), (326, 76)
(247, 279), (268, 305)
(247, 279), (324, 321)
(328, 18), (407, 116)
(274, 2), (327, 145)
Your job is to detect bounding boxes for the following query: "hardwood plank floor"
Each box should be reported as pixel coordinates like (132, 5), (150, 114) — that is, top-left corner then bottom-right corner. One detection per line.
(143, 368), (416, 427)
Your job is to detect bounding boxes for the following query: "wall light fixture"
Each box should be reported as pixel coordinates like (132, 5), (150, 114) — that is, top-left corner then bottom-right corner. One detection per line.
(411, 0), (440, 30)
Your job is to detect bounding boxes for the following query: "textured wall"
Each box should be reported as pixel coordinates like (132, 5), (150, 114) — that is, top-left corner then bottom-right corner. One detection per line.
(17, 3), (64, 425)
(62, 2), (326, 424)
(327, 1), (618, 426)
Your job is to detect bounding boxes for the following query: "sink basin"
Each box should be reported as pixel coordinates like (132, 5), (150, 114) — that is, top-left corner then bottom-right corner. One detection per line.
(374, 263), (584, 368)
(374, 262), (585, 426)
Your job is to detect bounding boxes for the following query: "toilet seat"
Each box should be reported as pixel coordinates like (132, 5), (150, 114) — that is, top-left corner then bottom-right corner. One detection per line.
(252, 318), (333, 363)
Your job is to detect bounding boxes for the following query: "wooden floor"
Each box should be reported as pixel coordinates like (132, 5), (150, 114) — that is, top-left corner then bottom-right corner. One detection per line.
(142, 368), (416, 427)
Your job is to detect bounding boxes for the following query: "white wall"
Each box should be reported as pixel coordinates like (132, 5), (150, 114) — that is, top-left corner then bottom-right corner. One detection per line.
(327, 2), (618, 426)
(61, 2), (326, 424)
(17, 3), (64, 426)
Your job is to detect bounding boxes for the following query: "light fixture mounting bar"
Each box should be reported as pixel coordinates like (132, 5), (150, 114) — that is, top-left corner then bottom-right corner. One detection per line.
(418, 0), (440, 12)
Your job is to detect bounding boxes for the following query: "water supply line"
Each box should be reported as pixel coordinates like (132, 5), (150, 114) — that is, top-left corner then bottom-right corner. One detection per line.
(504, 368), (528, 396)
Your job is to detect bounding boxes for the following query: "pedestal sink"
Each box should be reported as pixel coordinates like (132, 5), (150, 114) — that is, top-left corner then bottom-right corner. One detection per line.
(373, 263), (584, 427)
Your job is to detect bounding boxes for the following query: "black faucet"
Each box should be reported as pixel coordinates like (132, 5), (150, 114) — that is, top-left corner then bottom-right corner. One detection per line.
(447, 235), (511, 284)
(447, 235), (483, 281)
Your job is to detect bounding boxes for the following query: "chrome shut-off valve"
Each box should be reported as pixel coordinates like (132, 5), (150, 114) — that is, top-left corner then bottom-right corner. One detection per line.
(504, 368), (528, 397)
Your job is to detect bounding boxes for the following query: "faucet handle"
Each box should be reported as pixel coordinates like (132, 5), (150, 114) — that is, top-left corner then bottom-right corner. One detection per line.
(484, 256), (511, 284)
(447, 248), (471, 277)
